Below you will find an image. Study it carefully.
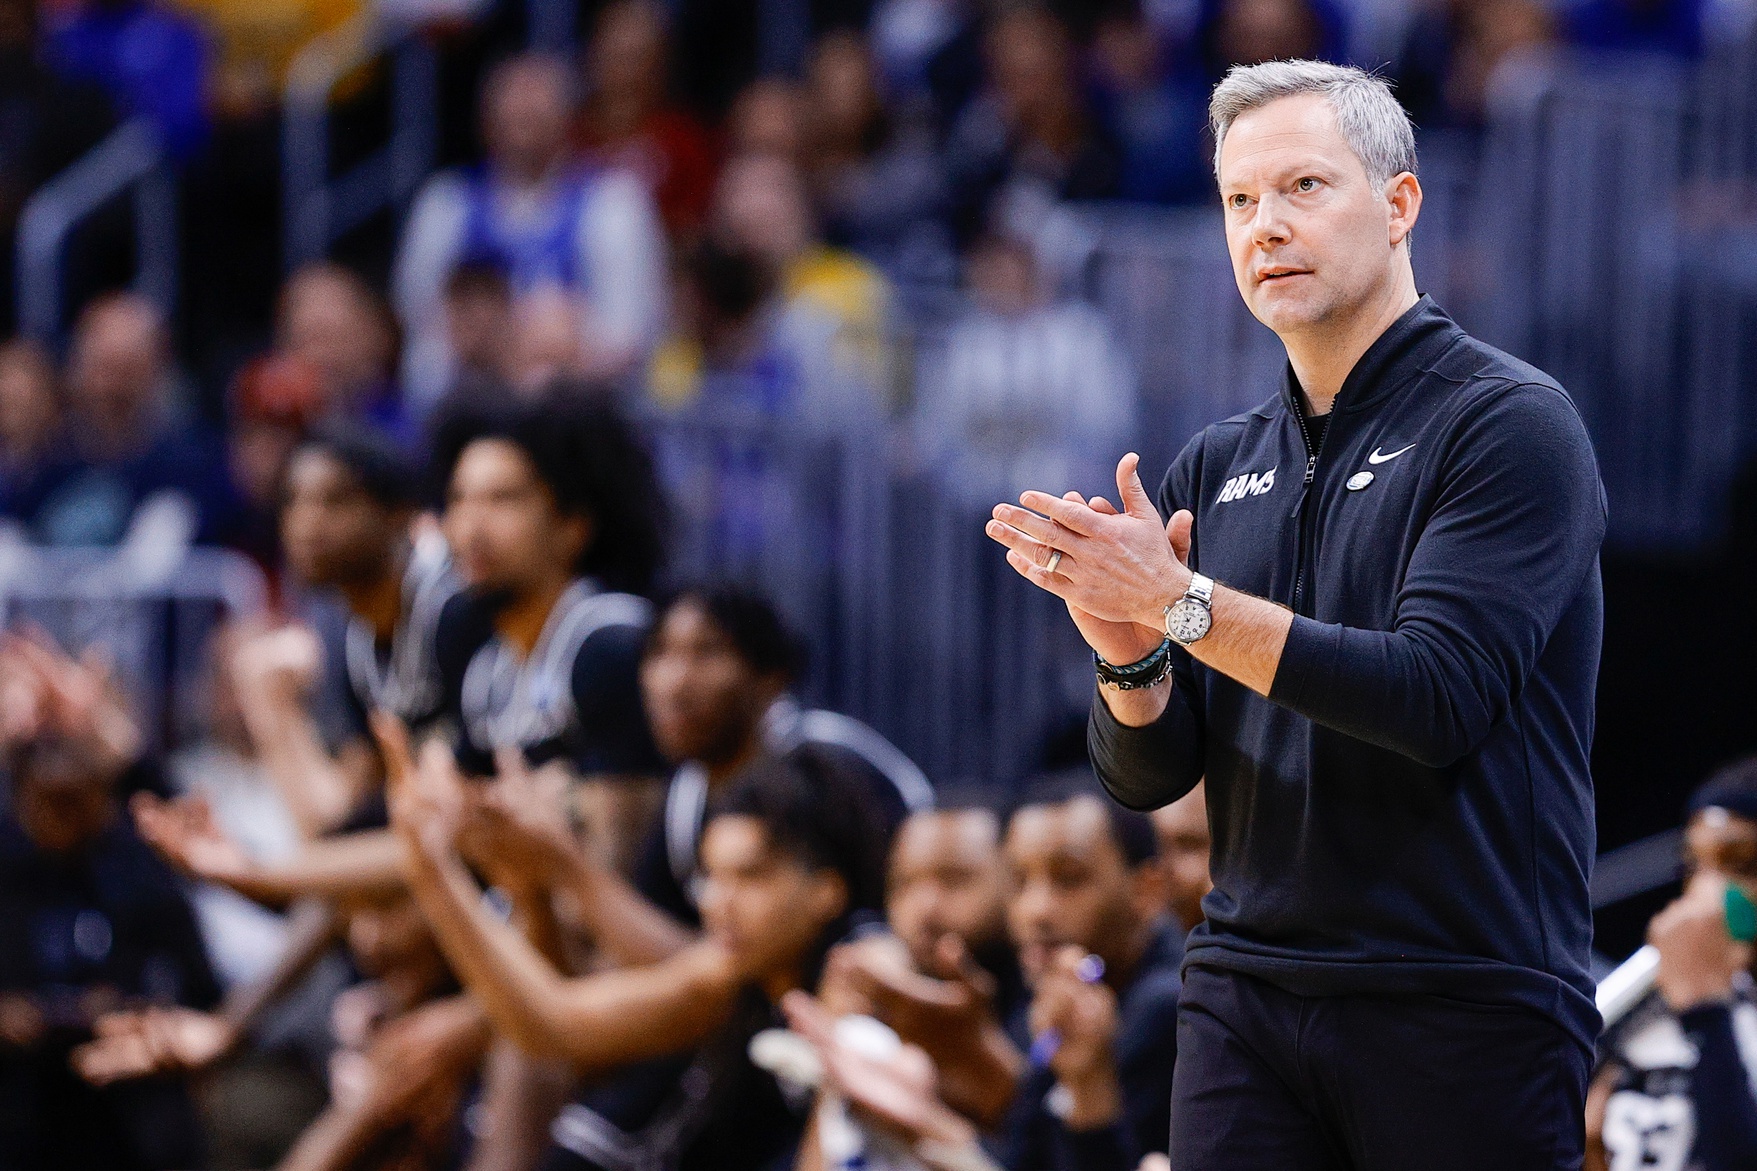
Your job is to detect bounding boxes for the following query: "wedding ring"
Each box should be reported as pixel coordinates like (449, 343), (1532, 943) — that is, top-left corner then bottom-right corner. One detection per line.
(1045, 549), (1063, 574)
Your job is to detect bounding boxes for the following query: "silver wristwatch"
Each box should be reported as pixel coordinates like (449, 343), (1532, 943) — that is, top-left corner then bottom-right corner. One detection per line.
(1163, 573), (1215, 646)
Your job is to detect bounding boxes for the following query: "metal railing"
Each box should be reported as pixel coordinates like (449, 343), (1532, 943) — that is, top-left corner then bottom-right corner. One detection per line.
(0, 545), (268, 752)
(14, 118), (176, 343)
(282, 12), (438, 270)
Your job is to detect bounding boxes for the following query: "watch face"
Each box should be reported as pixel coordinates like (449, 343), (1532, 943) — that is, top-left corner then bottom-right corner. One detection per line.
(1166, 599), (1212, 645)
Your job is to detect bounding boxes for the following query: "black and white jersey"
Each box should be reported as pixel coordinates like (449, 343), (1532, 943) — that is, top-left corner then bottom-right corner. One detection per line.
(339, 537), (461, 734)
(440, 578), (664, 778)
(1597, 976), (1757, 1171)
(634, 696), (932, 924)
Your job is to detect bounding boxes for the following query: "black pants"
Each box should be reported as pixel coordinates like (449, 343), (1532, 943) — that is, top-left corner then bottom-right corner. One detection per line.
(1170, 965), (1590, 1171)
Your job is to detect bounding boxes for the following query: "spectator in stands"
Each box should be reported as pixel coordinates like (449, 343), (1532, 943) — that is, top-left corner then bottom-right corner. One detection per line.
(13, 293), (238, 547)
(42, 0), (208, 160)
(225, 352), (323, 571)
(1203, 0), (1343, 71)
(176, 0), (365, 123)
(276, 263), (408, 444)
(1587, 759), (1757, 1171)
(1089, 9), (1211, 205)
(435, 261), (516, 410)
(1393, 0), (1556, 130)
(712, 151), (897, 411)
(0, 634), (220, 1171)
(575, 0), (718, 239)
(913, 231), (1134, 507)
(0, 339), (63, 520)
(395, 53), (668, 415)
(726, 77), (806, 161)
(386, 725), (888, 1171)
(801, 30), (950, 278)
(1149, 779), (1211, 933)
(942, 8), (1121, 246)
(0, 0), (115, 332)
(644, 237), (803, 414)
(1565, 0), (1705, 57)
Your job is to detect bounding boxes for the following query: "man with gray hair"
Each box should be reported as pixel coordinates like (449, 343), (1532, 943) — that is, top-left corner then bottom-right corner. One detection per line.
(987, 60), (1604, 1167)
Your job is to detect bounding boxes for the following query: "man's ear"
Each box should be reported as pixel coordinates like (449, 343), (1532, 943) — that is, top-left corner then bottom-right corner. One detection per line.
(1387, 171), (1422, 249)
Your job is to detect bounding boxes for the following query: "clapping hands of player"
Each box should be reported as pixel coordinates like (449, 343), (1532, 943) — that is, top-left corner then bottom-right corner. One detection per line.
(985, 453), (1194, 665)
(1029, 946), (1122, 1131)
(821, 933), (1021, 1129)
(1650, 872), (1754, 1011)
(452, 747), (578, 898)
(375, 714), (466, 866)
(131, 792), (254, 887)
(73, 1006), (233, 1085)
(229, 624), (322, 709)
(781, 989), (979, 1154)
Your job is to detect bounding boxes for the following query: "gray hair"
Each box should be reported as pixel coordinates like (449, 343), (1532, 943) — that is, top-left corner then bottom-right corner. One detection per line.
(1209, 60), (1417, 187)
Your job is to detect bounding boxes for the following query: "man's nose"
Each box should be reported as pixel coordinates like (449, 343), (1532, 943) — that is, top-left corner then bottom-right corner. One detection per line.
(1250, 194), (1292, 247)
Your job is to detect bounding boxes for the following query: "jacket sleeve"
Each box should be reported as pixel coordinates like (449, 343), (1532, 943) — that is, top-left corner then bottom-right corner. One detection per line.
(1268, 384), (1606, 768)
(1088, 437), (1206, 812)
(1680, 1003), (1757, 1171)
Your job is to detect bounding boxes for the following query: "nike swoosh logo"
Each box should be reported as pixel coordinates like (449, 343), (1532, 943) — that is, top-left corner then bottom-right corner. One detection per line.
(1367, 444), (1415, 465)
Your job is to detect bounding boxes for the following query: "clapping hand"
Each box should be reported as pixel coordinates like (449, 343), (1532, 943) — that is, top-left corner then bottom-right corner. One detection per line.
(453, 748), (577, 898)
(1, 630), (141, 772)
(986, 454), (1194, 665)
(375, 714), (467, 866)
(1650, 872), (1754, 1011)
(1028, 946), (1122, 1131)
(131, 793), (254, 886)
(73, 1007), (233, 1085)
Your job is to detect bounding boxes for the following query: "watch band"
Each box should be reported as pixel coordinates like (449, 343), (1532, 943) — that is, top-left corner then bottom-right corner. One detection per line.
(1186, 573), (1214, 605)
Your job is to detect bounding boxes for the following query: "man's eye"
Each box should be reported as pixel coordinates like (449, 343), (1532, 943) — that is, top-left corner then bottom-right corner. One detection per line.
(1297, 177), (1319, 192)
(1229, 194), (1249, 209)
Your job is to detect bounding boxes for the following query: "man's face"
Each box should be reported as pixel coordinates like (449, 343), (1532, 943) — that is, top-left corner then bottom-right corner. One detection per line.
(15, 752), (115, 854)
(639, 601), (778, 767)
(443, 439), (584, 597)
(67, 299), (164, 436)
(1151, 781), (1212, 930)
(281, 449), (401, 588)
(1219, 94), (1413, 339)
(1686, 807), (1757, 890)
(697, 815), (845, 983)
(483, 62), (569, 180)
(1004, 796), (1144, 987)
(887, 809), (1009, 970)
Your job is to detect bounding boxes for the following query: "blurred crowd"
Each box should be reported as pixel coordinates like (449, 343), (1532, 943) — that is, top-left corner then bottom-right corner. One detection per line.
(0, 0), (1755, 1169)
(3, 0), (1754, 565)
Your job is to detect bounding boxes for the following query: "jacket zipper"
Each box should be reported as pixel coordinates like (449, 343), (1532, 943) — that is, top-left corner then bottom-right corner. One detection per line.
(1291, 402), (1319, 615)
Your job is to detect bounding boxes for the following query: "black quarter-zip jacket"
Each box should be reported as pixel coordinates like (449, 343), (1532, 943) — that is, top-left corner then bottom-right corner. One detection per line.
(1089, 296), (1606, 1052)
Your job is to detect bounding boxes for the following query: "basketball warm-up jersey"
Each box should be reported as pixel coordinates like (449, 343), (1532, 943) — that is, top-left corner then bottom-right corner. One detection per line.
(338, 540), (464, 737)
(438, 578), (664, 779)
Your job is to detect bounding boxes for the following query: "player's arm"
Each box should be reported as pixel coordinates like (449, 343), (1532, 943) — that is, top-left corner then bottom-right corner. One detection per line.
(383, 721), (738, 1067)
(231, 626), (380, 838)
(132, 794), (407, 908)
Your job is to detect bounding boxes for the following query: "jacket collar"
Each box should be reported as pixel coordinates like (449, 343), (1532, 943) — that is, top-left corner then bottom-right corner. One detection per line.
(1274, 294), (1464, 420)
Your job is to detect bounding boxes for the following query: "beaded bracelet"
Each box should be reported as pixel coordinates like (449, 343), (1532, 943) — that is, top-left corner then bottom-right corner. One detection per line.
(1094, 637), (1175, 690)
